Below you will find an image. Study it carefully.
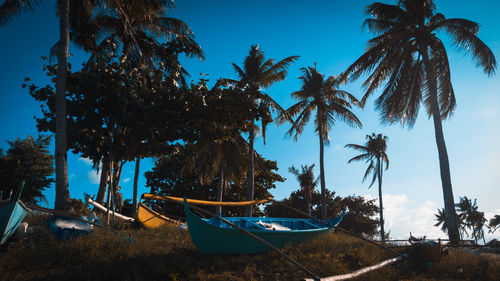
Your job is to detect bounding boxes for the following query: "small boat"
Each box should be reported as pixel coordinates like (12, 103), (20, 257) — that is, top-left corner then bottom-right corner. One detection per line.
(0, 182), (29, 245)
(47, 215), (97, 240)
(137, 203), (183, 229)
(183, 199), (346, 254)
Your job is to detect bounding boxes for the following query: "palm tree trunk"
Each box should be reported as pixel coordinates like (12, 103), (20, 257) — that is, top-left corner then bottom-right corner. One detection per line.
(216, 164), (224, 215)
(96, 160), (109, 204)
(54, 0), (73, 212)
(317, 112), (327, 220)
(378, 157), (385, 242)
(132, 156), (140, 217)
(422, 48), (460, 244)
(245, 123), (255, 217)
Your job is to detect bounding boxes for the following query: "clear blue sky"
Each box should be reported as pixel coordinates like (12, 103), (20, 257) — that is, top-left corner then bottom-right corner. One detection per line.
(0, 0), (499, 240)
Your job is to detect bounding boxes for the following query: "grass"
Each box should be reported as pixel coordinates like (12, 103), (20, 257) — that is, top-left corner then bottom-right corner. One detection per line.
(1, 214), (499, 281)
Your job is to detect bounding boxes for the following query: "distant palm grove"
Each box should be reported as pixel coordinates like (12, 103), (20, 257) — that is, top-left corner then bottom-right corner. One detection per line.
(0, 0), (496, 243)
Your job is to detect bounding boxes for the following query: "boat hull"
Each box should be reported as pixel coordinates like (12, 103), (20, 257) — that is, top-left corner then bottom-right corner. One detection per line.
(137, 203), (182, 229)
(184, 200), (344, 255)
(0, 201), (28, 245)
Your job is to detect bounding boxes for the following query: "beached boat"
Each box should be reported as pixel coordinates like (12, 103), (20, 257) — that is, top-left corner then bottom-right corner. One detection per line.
(0, 182), (29, 245)
(137, 203), (183, 229)
(183, 199), (346, 254)
(47, 215), (97, 240)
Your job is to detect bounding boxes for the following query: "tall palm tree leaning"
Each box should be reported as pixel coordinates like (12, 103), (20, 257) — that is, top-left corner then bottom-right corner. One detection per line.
(345, 133), (389, 242)
(1, 0), (73, 211)
(227, 45), (298, 217)
(279, 66), (362, 220)
(339, 0), (496, 243)
(289, 164), (319, 216)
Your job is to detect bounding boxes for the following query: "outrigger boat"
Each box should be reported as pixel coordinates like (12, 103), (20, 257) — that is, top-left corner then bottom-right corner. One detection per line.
(138, 193), (271, 229)
(183, 198), (346, 254)
(0, 182), (28, 245)
(137, 203), (183, 229)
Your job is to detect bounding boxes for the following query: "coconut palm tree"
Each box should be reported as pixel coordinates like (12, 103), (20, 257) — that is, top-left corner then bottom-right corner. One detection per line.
(456, 196), (487, 244)
(345, 133), (389, 241)
(1, 0), (74, 211)
(227, 45), (298, 217)
(280, 66), (362, 220)
(289, 164), (319, 216)
(489, 215), (500, 234)
(434, 208), (468, 239)
(340, 0), (496, 243)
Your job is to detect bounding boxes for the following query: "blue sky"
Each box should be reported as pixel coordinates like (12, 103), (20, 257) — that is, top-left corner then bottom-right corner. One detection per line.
(0, 0), (499, 240)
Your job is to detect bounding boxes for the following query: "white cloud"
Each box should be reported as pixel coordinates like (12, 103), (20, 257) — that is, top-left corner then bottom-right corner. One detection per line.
(122, 177), (131, 183)
(363, 193), (500, 242)
(78, 157), (93, 166)
(87, 170), (101, 184)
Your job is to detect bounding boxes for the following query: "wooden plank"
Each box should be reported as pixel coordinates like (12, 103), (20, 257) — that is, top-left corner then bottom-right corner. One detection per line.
(302, 255), (406, 281)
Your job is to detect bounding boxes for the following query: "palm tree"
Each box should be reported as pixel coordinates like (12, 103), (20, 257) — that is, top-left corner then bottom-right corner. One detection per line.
(71, 1), (203, 215)
(345, 133), (389, 241)
(456, 196), (487, 244)
(280, 66), (362, 220)
(1, 0), (73, 211)
(434, 208), (468, 239)
(227, 45), (298, 217)
(184, 130), (247, 215)
(340, 0), (496, 243)
(488, 215), (500, 234)
(289, 164), (319, 216)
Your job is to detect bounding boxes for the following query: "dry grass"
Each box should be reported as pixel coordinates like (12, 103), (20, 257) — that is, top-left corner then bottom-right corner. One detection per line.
(1, 216), (499, 281)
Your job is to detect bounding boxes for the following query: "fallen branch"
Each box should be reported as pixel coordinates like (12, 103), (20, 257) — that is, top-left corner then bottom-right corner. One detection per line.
(302, 255), (406, 281)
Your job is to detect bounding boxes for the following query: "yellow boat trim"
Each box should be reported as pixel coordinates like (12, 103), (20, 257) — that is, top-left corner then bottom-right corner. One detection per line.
(137, 203), (182, 229)
(142, 193), (271, 206)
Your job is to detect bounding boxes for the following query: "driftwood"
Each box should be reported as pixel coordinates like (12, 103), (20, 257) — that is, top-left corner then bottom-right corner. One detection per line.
(302, 255), (406, 281)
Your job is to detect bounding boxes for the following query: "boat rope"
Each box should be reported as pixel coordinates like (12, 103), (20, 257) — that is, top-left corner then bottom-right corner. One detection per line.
(270, 200), (400, 256)
(142, 193), (271, 207)
(184, 202), (321, 281)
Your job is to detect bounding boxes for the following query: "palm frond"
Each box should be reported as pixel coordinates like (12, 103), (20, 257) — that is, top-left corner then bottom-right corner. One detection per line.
(437, 18), (496, 75)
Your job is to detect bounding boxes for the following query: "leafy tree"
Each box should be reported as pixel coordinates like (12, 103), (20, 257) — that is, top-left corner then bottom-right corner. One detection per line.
(345, 133), (389, 241)
(183, 82), (251, 214)
(0, 135), (54, 205)
(280, 66), (362, 220)
(29, 56), (191, 202)
(288, 164), (318, 216)
(226, 45), (298, 217)
(145, 143), (283, 218)
(69, 0), (204, 214)
(264, 190), (379, 237)
(341, 0), (496, 243)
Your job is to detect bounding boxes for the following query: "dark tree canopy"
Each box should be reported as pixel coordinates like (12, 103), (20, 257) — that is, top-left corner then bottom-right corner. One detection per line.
(264, 190), (379, 237)
(0, 135), (54, 204)
(145, 144), (284, 218)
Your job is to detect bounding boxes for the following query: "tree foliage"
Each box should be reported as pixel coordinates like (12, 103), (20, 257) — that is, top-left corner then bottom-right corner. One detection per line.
(264, 190), (379, 237)
(145, 144), (284, 218)
(0, 135), (54, 204)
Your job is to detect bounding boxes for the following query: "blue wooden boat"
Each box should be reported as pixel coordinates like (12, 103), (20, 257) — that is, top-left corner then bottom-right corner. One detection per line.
(184, 199), (345, 254)
(0, 182), (28, 245)
(47, 214), (98, 240)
